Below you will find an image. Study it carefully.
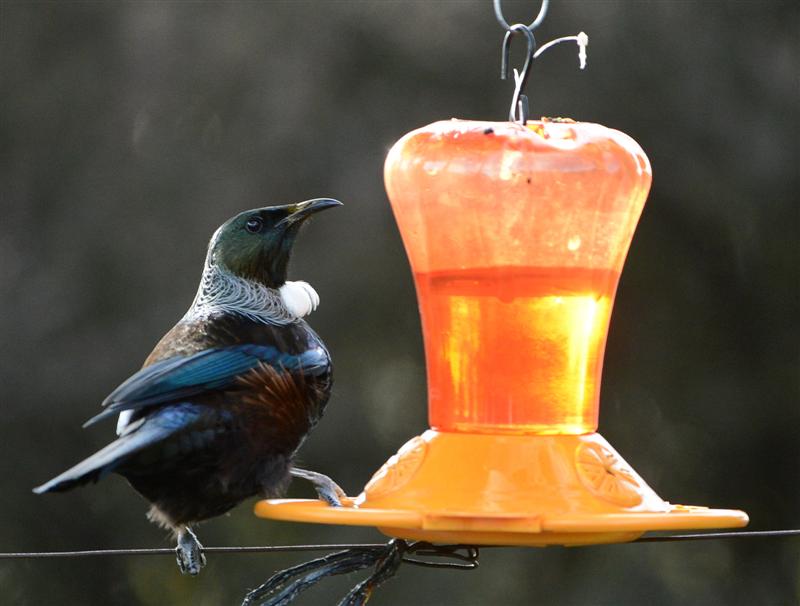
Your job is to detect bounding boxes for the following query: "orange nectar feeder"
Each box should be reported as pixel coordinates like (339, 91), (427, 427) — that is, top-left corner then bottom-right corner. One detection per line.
(255, 118), (748, 546)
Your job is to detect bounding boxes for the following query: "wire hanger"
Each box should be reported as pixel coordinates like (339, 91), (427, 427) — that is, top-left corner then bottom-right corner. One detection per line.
(494, 0), (588, 123)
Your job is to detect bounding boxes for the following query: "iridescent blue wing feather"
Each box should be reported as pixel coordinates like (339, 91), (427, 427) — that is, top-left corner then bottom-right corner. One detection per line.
(83, 345), (329, 428)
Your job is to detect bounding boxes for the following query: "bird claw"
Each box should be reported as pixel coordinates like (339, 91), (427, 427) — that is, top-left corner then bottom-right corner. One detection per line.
(290, 468), (347, 507)
(176, 527), (206, 576)
(316, 482), (345, 508)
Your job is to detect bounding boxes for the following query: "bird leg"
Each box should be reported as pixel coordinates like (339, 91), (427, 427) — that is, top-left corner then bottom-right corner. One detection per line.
(290, 468), (346, 507)
(175, 526), (206, 576)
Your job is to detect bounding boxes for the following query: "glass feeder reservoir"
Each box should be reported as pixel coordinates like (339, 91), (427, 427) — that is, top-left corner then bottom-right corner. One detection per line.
(256, 119), (748, 545)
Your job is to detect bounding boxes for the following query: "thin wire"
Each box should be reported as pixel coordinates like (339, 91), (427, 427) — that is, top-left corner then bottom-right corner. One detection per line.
(634, 529), (800, 543)
(534, 32), (588, 69)
(0, 544), (385, 560)
(0, 530), (797, 560)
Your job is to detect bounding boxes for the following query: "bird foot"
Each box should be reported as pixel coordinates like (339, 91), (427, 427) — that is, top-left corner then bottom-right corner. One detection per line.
(290, 468), (347, 507)
(175, 527), (206, 576)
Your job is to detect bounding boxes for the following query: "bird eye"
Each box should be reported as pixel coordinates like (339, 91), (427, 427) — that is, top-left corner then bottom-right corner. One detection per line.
(245, 217), (263, 233)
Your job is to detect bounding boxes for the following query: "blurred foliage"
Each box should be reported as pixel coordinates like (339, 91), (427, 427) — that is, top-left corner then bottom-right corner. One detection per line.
(1, 1), (798, 604)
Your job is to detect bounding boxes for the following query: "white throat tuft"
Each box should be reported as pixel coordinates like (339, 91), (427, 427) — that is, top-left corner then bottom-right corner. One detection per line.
(279, 281), (320, 318)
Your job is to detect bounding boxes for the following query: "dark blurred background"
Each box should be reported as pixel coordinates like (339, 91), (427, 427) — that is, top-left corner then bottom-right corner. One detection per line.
(1, 1), (798, 604)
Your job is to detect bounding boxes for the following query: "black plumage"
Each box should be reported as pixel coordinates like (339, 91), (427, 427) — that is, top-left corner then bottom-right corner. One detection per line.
(34, 199), (343, 575)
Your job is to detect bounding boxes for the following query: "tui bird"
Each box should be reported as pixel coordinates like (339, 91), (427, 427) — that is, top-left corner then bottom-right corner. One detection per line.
(34, 198), (344, 575)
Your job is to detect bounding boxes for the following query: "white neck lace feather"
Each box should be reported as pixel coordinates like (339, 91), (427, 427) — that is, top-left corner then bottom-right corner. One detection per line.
(184, 263), (317, 325)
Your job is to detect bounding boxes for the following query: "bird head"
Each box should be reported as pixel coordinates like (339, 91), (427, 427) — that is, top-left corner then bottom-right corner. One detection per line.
(207, 198), (342, 288)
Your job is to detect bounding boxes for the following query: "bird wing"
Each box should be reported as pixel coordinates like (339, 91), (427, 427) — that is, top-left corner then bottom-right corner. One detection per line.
(34, 404), (208, 493)
(83, 344), (329, 428)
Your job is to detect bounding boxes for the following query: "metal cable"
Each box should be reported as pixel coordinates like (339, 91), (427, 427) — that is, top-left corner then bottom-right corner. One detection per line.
(0, 529), (797, 560)
(633, 529), (800, 543)
(0, 544), (385, 560)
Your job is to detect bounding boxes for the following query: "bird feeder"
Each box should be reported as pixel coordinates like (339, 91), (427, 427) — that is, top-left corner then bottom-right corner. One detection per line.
(255, 117), (748, 545)
(256, 3), (747, 545)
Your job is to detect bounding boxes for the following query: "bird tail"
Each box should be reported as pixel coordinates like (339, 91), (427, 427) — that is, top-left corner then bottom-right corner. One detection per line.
(33, 417), (176, 494)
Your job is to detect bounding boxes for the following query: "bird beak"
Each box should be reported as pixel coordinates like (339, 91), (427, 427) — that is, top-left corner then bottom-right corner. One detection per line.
(279, 198), (343, 227)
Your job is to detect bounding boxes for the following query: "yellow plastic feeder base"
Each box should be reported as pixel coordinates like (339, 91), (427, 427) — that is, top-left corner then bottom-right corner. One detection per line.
(255, 430), (748, 546)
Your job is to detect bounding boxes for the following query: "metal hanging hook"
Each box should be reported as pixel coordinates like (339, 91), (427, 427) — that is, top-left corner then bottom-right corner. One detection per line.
(494, 0), (589, 124)
(501, 24), (537, 124)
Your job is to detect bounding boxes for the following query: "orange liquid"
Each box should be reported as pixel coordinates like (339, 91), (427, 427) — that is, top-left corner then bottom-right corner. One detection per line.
(416, 266), (619, 435)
